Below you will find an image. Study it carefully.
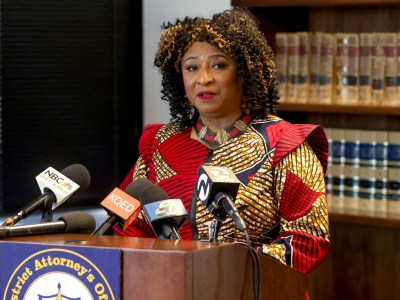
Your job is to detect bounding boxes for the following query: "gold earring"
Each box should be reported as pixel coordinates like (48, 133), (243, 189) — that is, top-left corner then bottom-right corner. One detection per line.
(241, 96), (252, 115)
(187, 102), (195, 119)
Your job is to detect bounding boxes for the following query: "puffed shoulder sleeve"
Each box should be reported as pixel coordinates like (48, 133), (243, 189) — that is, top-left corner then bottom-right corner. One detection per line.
(119, 124), (164, 190)
(113, 124), (164, 238)
(260, 125), (330, 274)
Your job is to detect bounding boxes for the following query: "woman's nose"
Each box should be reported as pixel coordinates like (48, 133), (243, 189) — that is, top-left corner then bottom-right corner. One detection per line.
(197, 68), (214, 85)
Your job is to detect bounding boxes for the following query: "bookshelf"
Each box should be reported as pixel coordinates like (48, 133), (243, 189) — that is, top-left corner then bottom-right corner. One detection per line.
(279, 102), (400, 116)
(232, 0), (400, 299)
(233, 0), (400, 6)
(329, 206), (400, 228)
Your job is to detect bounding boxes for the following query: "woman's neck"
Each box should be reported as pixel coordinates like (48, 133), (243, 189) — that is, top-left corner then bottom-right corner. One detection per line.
(199, 112), (243, 132)
(192, 114), (252, 149)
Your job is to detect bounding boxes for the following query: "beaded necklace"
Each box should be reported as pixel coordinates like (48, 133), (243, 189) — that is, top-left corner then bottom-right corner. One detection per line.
(194, 114), (252, 148)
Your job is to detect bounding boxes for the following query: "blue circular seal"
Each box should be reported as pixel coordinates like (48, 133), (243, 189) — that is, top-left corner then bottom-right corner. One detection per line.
(3, 247), (116, 300)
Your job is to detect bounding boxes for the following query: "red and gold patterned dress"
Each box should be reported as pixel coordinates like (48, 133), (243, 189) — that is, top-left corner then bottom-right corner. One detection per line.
(114, 115), (330, 274)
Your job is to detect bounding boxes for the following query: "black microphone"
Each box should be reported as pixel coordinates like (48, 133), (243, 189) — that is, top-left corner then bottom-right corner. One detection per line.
(195, 164), (247, 233)
(1, 164), (91, 227)
(0, 211), (96, 238)
(92, 182), (142, 236)
(130, 178), (188, 240)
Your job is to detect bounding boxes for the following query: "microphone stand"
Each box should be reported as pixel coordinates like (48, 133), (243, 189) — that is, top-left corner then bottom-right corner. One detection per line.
(41, 193), (54, 223)
(201, 216), (223, 242)
(212, 217), (223, 241)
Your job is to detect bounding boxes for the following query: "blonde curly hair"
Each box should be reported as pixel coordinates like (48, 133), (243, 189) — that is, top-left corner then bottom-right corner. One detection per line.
(154, 6), (279, 130)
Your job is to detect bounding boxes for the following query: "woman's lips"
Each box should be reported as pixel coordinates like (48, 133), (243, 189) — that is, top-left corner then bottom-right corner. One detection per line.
(197, 91), (217, 100)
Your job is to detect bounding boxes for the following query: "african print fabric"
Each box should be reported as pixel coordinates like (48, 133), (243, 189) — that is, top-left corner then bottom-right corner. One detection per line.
(114, 115), (330, 274)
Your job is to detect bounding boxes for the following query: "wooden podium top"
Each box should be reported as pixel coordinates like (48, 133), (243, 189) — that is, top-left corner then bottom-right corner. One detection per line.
(1, 233), (220, 251)
(0, 234), (306, 300)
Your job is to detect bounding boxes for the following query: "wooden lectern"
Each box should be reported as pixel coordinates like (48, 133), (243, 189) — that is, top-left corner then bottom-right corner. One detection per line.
(0, 234), (306, 299)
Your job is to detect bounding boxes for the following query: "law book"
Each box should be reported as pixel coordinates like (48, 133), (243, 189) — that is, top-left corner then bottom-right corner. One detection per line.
(287, 33), (300, 102)
(309, 32), (322, 103)
(325, 127), (333, 209)
(344, 129), (360, 166)
(359, 129), (376, 167)
(330, 128), (346, 210)
(387, 167), (400, 214)
(374, 131), (389, 214)
(386, 131), (400, 213)
(373, 166), (387, 214)
(275, 32), (288, 103)
(371, 32), (386, 104)
(384, 32), (399, 105)
(359, 33), (373, 104)
(343, 129), (360, 210)
(343, 165), (359, 211)
(335, 33), (359, 105)
(297, 32), (310, 103)
(388, 131), (400, 169)
(358, 130), (389, 213)
(331, 128), (346, 165)
(330, 164), (345, 211)
(358, 166), (375, 212)
(397, 32), (400, 103)
(376, 133), (388, 170)
(319, 33), (335, 104)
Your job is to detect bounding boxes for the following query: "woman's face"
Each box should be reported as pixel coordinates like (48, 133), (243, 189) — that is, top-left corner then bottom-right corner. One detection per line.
(181, 42), (244, 121)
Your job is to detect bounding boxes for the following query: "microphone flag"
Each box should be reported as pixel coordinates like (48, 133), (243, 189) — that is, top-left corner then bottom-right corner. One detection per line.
(195, 164), (241, 209)
(99, 187), (141, 230)
(142, 199), (188, 231)
(35, 166), (80, 209)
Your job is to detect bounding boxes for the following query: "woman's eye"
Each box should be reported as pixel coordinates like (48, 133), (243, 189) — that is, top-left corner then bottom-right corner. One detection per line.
(186, 65), (197, 72)
(213, 63), (226, 69)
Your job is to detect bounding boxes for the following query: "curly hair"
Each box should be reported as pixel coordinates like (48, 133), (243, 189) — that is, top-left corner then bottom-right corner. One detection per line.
(154, 6), (280, 130)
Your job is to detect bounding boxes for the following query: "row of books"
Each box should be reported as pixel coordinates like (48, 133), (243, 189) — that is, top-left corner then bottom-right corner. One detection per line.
(276, 31), (400, 106)
(325, 128), (400, 214)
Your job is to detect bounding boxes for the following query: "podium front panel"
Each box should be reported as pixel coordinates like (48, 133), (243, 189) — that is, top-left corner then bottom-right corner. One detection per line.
(0, 240), (121, 299)
(0, 234), (306, 299)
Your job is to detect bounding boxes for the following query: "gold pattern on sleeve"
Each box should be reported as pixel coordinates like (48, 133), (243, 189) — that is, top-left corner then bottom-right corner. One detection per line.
(153, 149), (177, 183)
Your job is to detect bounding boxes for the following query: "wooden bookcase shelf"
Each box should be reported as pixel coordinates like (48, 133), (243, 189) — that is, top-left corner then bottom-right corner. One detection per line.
(279, 102), (400, 116)
(233, 0), (400, 299)
(233, 0), (400, 7)
(329, 206), (400, 228)
(233, 0), (400, 211)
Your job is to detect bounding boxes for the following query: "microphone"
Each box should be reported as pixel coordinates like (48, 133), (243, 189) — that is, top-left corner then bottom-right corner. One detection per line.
(1, 164), (91, 227)
(0, 211), (96, 238)
(195, 164), (247, 233)
(92, 183), (142, 236)
(130, 178), (188, 240)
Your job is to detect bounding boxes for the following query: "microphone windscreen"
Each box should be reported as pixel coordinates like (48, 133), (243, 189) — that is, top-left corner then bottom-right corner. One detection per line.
(127, 178), (169, 205)
(61, 164), (91, 192)
(128, 178), (169, 205)
(58, 211), (96, 234)
(127, 178), (154, 198)
(139, 185), (169, 205)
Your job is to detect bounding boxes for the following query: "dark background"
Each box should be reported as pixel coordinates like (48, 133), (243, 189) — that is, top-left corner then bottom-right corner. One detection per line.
(0, 0), (142, 212)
